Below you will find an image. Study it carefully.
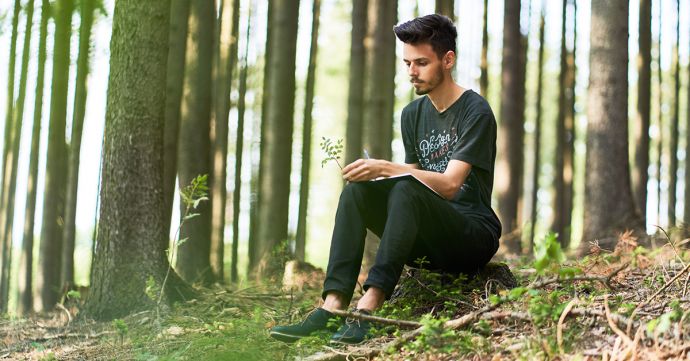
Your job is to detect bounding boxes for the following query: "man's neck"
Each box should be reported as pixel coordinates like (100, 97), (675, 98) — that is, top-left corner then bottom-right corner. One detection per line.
(427, 79), (465, 113)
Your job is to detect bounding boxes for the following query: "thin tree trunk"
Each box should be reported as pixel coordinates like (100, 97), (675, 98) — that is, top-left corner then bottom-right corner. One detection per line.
(84, 0), (195, 320)
(656, 0), (663, 225)
(345, 0), (368, 166)
(248, 0), (274, 274)
(162, 0), (191, 246)
(19, 0), (49, 316)
(0, 0), (35, 312)
(210, 0), (240, 282)
(667, 0), (680, 227)
(252, 0), (301, 278)
(359, 0), (397, 277)
(480, 0), (489, 97)
(552, 0), (575, 248)
(232, 1), (253, 283)
(582, 0), (643, 243)
(633, 0), (651, 224)
(2, 0), (20, 183)
(685, 23), (690, 229)
(37, 0), (73, 311)
(295, 0), (321, 262)
(62, 0), (95, 289)
(0, 0), (21, 313)
(529, 6), (545, 251)
(176, 0), (215, 285)
(497, 0), (524, 253)
(362, 0), (397, 162)
(435, 0), (454, 20)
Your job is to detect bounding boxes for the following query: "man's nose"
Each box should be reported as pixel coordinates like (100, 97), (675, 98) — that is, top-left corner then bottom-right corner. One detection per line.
(407, 64), (417, 76)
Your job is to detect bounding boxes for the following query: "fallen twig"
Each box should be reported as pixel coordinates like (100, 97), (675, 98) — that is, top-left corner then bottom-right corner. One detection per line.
(329, 309), (422, 329)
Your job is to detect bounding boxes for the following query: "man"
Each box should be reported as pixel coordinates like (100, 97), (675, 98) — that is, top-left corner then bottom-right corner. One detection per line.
(270, 14), (500, 344)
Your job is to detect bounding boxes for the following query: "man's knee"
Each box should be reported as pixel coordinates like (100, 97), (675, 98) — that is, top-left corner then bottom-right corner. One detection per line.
(388, 179), (421, 200)
(340, 182), (369, 203)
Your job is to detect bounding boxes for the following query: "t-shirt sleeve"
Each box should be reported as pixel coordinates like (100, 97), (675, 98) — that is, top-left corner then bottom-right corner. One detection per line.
(401, 108), (419, 164)
(450, 113), (495, 171)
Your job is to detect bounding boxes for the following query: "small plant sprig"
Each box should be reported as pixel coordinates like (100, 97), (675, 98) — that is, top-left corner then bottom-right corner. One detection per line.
(155, 174), (209, 316)
(320, 137), (343, 170)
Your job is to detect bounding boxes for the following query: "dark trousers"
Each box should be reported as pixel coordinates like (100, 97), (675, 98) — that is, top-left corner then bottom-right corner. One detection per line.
(322, 179), (499, 300)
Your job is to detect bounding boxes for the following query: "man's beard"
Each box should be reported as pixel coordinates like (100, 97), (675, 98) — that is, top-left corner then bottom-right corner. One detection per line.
(411, 69), (444, 95)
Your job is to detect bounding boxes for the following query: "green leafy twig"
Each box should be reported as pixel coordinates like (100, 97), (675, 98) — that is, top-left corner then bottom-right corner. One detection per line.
(156, 174), (209, 314)
(319, 137), (343, 170)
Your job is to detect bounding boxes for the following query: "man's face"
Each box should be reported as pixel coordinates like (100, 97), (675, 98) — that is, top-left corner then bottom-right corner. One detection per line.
(402, 43), (448, 95)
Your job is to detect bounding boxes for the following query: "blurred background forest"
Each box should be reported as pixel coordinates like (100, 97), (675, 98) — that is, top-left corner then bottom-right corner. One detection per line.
(0, 0), (688, 320)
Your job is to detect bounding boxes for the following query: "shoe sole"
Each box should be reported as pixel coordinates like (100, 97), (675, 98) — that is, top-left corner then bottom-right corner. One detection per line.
(269, 330), (305, 343)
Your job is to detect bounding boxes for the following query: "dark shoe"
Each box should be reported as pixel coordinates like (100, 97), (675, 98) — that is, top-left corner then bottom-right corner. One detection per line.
(269, 308), (339, 343)
(330, 309), (372, 345)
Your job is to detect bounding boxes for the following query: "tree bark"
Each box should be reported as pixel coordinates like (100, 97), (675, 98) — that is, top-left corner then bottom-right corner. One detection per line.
(231, 1), (253, 283)
(668, 0), (680, 227)
(251, 0), (301, 278)
(0, 0), (35, 313)
(209, 0), (240, 282)
(1, 0), (20, 184)
(19, 0), (49, 316)
(162, 0), (191, 246)
(62, 0), (95, 290)
(551, 0), (575, 248)
(344, 0), (368, 166)
(176, 0), (215, 285)
(528, 7), (545, 251)
(295, 0), (321, 262)
(632, 0), (651, 225)
(85, 0), (194, 320)
(496, 0), (525, 253)
(655, 1), (663, 225)
(480, 0), (489, 97)
(37, 0), (73, 311)
(362, 0), (397, 162)
(582, 0), (643, 242)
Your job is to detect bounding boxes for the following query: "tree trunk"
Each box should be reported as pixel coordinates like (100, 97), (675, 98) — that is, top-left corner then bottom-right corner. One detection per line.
(248, 0), (274, 275)
(551, 0), (575, 248)
(480, 0), (489, 97)
(582, 0), (643, 242)
(359, 0), (397, 277)
(344, 0), (368, 166)
(209, 0), (240, 282)
(62, 0), (95, 290)
(496, 0), (524, 253)
(85, 0), (195, 320)
(37, 0), (73, 311)
(251, 0), (301, 278)
(0, 0), (35, 313)
(686, 15), (690, 230)
(162, 0), (191, 246)
(19, 0), (49, 315)
(655, 1), (663, 225)
(295, 0), (321, 262)
(0, 0), (20, 314)
(362, 0), (397, 162)
(2, 0), (20, 183)
(667, 0), (680, 227)
(528, 6), (545, 251)
(176, 0), (215, 285)
(633, 0), (651, 225)
(435, 0), (454, 20)
(232, 1), (253, 283)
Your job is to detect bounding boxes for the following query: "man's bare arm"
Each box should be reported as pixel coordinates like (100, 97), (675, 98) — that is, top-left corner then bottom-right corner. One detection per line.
(341, 159), (471, 200)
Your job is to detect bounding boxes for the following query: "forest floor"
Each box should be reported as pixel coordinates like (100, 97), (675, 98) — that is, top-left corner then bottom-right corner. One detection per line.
(2, 231), (690, 360)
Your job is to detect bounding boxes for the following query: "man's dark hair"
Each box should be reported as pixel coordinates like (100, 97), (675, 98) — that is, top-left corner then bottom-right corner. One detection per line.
(393, 14), (457, 60)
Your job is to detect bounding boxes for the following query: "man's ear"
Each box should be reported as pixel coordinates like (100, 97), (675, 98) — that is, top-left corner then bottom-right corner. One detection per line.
(443, 51), (456, 69)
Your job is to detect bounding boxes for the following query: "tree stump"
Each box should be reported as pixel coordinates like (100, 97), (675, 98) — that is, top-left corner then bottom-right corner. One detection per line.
(389, 262), (518, 313)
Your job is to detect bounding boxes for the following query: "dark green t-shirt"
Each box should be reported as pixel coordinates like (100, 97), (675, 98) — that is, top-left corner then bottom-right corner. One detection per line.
(401, 89), (501, 239)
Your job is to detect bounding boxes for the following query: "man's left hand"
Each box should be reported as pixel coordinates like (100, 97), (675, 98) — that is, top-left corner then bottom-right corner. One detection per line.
(342, 159), (386, 182)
